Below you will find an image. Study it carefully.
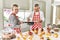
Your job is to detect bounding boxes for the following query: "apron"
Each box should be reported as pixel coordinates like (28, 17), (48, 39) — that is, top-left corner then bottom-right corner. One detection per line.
(31, 12), (42, 30)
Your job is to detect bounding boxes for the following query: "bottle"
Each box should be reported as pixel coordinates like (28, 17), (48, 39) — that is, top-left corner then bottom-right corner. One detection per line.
(40, 37), (44, 40)
(17, 37), (20, 40)
(47, 37), (51, 40)
(34, 28), (38, 34)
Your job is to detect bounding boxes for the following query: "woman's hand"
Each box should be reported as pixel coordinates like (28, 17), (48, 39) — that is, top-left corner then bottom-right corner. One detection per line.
(20, 21), (23, 24)
(18, 21), (23, 24)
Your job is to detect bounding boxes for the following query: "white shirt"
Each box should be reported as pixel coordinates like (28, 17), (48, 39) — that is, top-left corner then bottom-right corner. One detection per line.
(29, 11), (44, 22)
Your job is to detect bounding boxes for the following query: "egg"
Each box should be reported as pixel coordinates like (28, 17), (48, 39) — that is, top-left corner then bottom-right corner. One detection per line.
(28, 36), (33, 40)
(53, 33), (58, 38)
(20, 32), (23, 37)
(34, 29), (38, 34)
(46, 33), (51, 37)
(41, 31), (45, 35)
(40, 37), (44, 40)
(39, 33), (43, 38)
(17, 37), (20, 40)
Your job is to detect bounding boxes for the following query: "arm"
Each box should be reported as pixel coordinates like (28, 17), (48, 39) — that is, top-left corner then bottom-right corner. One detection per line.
(27, 12), (34, 22)
(9, 15), (17, 26)
(40, 11), (44, 22)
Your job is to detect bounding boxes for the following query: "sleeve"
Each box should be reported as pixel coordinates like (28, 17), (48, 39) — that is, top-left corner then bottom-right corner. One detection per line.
(40, 11), (44, 22)
(9, 15), (17, 26)
(28, 11), (34, 21)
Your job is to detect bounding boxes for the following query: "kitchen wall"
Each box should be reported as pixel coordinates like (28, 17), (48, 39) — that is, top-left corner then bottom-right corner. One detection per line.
(40, 0), (53, 26)
(3, 0), (30, 10)
(52, 0), (60, 24)
(0, 0), (55, 30)
(0, 0), (3, 30)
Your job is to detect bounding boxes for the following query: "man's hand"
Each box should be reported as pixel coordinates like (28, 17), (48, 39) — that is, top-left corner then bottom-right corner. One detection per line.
(39, 20), (42, 23)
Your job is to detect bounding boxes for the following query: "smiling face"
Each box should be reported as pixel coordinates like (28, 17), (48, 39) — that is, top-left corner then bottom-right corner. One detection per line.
(34, 4), (40, 12)
(12, 4), (19, 14)
(34, 6), (40, 12)
(12, 7), (19, 14)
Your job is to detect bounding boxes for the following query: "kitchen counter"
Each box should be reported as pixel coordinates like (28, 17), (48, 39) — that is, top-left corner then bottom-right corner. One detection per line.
(11, 28), (60, 40)
(0, 27), (60, 40)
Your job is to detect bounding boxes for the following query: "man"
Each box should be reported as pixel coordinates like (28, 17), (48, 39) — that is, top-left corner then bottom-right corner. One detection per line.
(9, 4), (22, 28)
(27, 4), (44, 30)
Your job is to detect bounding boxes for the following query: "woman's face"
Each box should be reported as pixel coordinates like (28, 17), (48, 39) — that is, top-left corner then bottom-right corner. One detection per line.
(12, 6), (19, 14)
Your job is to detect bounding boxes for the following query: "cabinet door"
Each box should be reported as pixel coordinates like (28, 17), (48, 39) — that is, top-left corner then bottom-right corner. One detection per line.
(4, 0), (30, 10)
(56, 6), (60, 24)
